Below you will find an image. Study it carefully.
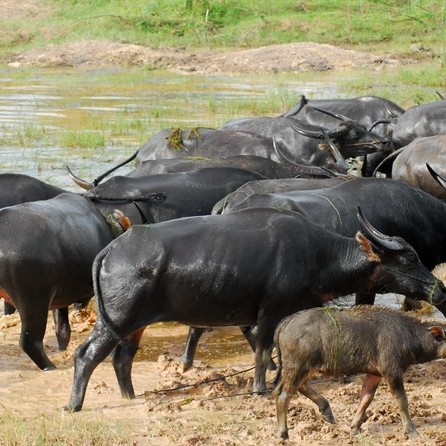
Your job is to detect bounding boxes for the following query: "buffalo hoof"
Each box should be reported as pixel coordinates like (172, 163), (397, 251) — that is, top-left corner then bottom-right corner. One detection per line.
(64, 404), (81, 413)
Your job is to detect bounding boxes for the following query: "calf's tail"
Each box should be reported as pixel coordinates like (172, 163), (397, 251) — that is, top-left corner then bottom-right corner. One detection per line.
(272, 323), (284, 388)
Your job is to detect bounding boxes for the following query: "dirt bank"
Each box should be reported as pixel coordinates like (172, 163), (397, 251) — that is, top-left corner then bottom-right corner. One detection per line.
(6, 39), (413, 74)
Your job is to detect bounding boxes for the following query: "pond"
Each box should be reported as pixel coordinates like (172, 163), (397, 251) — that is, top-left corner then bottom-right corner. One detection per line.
(0, 67), (365, 190)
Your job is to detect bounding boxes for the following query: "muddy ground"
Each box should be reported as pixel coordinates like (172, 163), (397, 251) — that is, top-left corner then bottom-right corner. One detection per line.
(2, 303), (446, 446)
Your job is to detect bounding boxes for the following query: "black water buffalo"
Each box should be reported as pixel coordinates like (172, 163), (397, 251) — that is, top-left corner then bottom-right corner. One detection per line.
(374, 135), (446, 201)
(0, 193), (131, 370)
(135, 127), (348, 174)
(0, 174), (66, 316)
(384, 100), (446, 148)
(221, 177), (446, 308)
(284, 95), (405, 134)
(68, 154), (333, 191)
(222, 108), (389, 163)
(283, 96), (404, 176)
(65, 207), (446, 412)
(83, 167), (268, 223)
(211, 175), (356, 216)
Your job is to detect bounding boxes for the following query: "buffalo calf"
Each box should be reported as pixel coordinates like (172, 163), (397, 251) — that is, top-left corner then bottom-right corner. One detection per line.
(274, 305), (446, 440)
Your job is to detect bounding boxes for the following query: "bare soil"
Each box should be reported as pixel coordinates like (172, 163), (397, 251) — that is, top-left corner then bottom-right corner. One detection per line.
(5, 39), (413, 74)
(2, 305), (446, 446)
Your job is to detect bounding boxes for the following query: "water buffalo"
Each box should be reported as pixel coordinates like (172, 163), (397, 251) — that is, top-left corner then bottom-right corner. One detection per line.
(211, 175), (356, 216)
(67, 154), (334, 191)
(65, 207), (446, 412)
(0, 193), (131, 370)
(135, 127), (348, 174)
(0, 174), (66, 316)
(283, 96), (403, 176)
(222, 108), (389, 165)
(274, 305), (446, 440)
(282, 95), (405, 134)
(373, 135), (446, 201)
(220, 177), (446, 312)
(377, 100), (446, 149)
(83, 167), (268, 223)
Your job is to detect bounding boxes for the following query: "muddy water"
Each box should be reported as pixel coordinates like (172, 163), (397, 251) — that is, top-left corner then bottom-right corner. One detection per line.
(0, 67), (343, 191)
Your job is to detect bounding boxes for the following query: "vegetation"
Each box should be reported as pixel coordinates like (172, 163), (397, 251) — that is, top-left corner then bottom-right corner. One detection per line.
(0, 1), (445, 59)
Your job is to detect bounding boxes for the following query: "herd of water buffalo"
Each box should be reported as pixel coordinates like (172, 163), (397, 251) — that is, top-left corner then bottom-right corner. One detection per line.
(3, 93), (446, 439)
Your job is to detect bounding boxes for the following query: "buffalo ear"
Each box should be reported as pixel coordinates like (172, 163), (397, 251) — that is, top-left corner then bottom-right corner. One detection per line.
(356, 231), (381, 263)
(428, 326), (446, 341)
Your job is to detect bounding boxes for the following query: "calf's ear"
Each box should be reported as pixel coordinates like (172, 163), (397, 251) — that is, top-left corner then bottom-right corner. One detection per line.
(356, 232), (381, 263)
(428, 326), (446, 341)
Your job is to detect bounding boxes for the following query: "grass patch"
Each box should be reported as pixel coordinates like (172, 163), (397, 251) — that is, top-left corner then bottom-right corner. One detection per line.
(1, 1), (446, 60)
(59, 131), (105, 149)
(0, 410), (128, 446)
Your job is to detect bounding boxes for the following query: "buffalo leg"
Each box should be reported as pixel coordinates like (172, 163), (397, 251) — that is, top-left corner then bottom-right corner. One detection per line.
(253, 326), (275, 393)
(355, 291), (376, 305)
(18, 305), (55, 370)
(386, 374), (419, 439)
(181, 327), (208, 372)
(181, 325), (277, 373)
(112, 327), (146, 399)
(350, 373), (381, 435)
(52, 308), (71, 351)
(240, 325), (276, 371)
(65, 321), (118, 412)
(4, 300), (16, 315)
(299, 381), (334, 423)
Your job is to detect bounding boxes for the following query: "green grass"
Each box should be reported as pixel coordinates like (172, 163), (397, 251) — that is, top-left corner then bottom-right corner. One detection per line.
(1, 1), (446, 60)
(0, 410), (128, 446)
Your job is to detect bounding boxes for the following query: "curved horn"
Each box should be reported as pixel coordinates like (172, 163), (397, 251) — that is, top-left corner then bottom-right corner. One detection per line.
(368, 119), (392, 132)
(384, 103), (400, 119)
(280, 95), (308, 117)
(132, 201), (149, 224)
(371, 147), (405, 177)
(321, 130), (350, 173)
(436, 91), (446, 100)
(357, 206), (404, 251)
(311, 106), (352, 123)
(289, 121), (324, 139)
(92, 149), (139, 186)
(66, 165), (95, 190)
(426, 163), (446, 190)
(272, 138), (335, 178)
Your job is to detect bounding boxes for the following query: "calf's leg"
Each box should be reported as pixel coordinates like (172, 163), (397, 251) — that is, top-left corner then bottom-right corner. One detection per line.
(350, 373), (381, 435)
(386, 374), (419, 439)
(274, 365), (313, 440)
(299, 381), (334, 423)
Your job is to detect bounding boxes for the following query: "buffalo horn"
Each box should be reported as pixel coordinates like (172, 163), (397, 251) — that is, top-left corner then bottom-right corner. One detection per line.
(321, 130), (350, 173)
(368, 119), (391, 132)
(66, 165), (94, 190)
(426, 163), (446, 190)
(280, 94), (308, 118)
(356, 206), (404, 252)
(311, 106), (352, 123)
(437, 91), (446, 100)
(272, 138), (334, 178)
